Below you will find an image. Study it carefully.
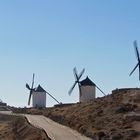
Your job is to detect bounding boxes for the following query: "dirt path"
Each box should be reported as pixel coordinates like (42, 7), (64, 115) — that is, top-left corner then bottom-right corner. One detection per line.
(0, 111), (91, 140)
(25, 114), (92, 140)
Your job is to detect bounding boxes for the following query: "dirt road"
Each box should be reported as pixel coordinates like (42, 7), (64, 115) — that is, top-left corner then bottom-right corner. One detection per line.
(0, 111), (91, 140)
(25, 114), (91, 140)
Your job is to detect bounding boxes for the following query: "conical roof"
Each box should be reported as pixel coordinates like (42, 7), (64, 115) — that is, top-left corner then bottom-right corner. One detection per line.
(35, 85), (46, 92)
(80, 76), (95, 86)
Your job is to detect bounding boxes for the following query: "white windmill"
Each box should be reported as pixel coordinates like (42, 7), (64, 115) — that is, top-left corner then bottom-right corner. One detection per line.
(26, 74), (60, 107)
(68, 67), (106, 102)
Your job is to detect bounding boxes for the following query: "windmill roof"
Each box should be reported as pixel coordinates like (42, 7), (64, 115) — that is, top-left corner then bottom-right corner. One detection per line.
(80, 76), (95, 86)
(35, 85), (46, 92)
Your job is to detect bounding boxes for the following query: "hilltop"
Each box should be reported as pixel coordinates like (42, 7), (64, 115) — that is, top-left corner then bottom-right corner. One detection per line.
(13, 88), (140, 140)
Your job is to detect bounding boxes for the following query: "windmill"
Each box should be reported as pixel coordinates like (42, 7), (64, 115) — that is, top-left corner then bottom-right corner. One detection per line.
(68, 67), (106, 102)
(26, 73), (60, 107)
(129, 40), (140, 81)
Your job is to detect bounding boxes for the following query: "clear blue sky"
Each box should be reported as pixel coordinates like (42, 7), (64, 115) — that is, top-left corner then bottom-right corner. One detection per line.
(0, 0), (140, 107)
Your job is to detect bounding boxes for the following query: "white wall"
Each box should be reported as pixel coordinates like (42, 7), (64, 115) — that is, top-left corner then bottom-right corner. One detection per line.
(80, 86), (96, 102)
(32, 92), (46, 107)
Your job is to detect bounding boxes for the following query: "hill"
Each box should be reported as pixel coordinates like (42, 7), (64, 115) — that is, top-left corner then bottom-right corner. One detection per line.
(13, 88), (140, 140)
(0, 114), (49, 140)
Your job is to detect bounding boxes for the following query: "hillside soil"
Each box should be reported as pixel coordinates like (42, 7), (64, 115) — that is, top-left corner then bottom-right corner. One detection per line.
(0, 114), (49, 140)
(13, 88), (140, 140)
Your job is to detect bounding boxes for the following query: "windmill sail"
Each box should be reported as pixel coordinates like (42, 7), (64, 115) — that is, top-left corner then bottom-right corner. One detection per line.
(68, 67), (85, 96)
(28, 90), (32, 105)
(95, 84), (106, 96)
(46, 92), (60, 104)
(26, 73), (35, 105)
(130, 40), (140, 81)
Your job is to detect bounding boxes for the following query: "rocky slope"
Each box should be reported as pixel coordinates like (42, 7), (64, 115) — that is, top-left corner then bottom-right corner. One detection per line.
(0, 114), (49, 140)
(43, 88), (140, 140)
(13, 88), (140, 140)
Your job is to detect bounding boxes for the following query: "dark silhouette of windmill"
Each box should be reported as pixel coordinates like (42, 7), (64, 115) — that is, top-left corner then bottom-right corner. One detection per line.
(130, 40), (140, 80)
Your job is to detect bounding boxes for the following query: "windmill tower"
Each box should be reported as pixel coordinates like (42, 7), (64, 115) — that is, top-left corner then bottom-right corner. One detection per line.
(68, 67), (106, 102)
(26, 74), (60, 107)
(80, 76), (96, 102)
(130, 40), (140, 80)
(32, 85), (46, 107)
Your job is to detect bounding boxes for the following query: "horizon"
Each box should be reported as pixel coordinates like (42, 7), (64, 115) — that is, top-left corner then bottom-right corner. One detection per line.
(0, 0), (140, 107)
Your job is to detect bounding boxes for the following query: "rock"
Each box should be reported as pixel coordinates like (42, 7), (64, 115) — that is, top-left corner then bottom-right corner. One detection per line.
(95, 131), (109, 140)
(124, 113), (140, 121)
(115, 104), (137, 113)
(111, 132), (123, 140)
(97, 131), (106, 138)
(100, 136), (109, 140)
(125, 130), (139, 138)
(110, 131), (123, 140)
(97, 110), (103, 116)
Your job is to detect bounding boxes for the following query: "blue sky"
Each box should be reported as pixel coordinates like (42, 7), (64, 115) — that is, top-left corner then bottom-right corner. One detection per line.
(0, 0), (140, 107)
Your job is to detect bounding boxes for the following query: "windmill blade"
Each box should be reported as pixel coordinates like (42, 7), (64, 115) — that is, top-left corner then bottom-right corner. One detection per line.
(69, 67), (85, 95)
(28, 90), (32, 105)
(26, 83), (30, 90)
(134, 42), (140, 80)
(134, 41), (140, 61)
(68, 81), (77, 95)
(78, 68), (85, 80)
(139, 64), (140, 81)
(73, 67), (79, 81)
(46, 92), (60, 104)
(129, 63), (139, 76)
(31, 73), (35, 89)
(95, 84), (106, 96)
(135, 46), (140, 61)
